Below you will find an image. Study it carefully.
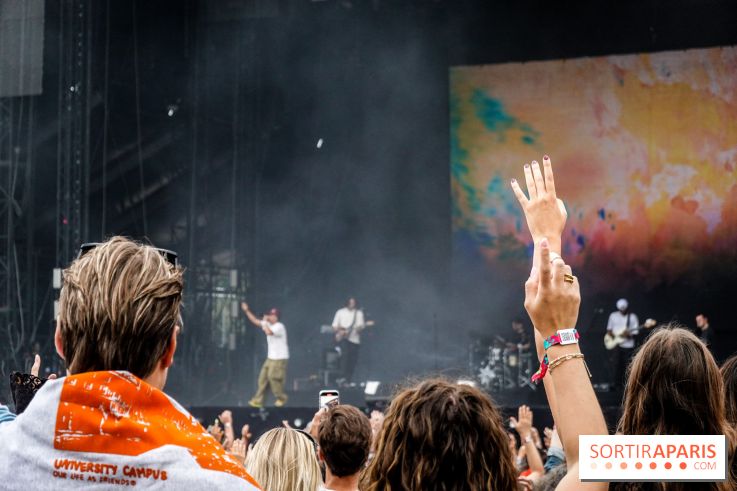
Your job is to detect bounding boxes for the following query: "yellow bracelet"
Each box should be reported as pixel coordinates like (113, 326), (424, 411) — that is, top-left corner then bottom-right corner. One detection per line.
(548, 353), (591, 377)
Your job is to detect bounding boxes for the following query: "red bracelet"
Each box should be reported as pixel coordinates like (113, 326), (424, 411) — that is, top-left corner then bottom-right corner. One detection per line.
(531, 329), (579, 383)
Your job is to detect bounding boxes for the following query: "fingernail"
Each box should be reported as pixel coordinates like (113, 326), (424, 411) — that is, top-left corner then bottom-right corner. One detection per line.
(511, 178), (517, 184)
(541, 237), (549, 248)
(544, 155), (549, 160)
(532, 160), (538, 166)
(524, 163), (530, 168)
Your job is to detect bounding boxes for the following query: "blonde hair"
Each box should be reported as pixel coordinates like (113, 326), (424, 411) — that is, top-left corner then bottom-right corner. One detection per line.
(58, 236), (183, 378)
(245, 428), (322, 491)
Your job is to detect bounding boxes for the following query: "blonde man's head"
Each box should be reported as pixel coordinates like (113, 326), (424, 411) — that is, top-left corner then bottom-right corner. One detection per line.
(57, 237), (183, 381)
(245, 428), (322, 491)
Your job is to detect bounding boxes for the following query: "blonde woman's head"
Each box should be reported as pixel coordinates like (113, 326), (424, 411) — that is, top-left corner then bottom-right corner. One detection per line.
(245, 428), (322, 491)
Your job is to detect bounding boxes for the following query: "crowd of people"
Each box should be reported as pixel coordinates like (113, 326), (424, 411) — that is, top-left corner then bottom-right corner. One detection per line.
(0, 157), (735, 490)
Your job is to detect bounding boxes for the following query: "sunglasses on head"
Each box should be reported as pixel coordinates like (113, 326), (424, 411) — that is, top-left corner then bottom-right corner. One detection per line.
(78, 242), (179, 267)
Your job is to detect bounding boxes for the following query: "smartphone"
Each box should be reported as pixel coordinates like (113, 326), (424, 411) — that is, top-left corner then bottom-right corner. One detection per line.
(319, 389), (340, 409)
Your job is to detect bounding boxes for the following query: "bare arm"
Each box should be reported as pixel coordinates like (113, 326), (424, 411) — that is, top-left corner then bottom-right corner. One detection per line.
(512, 156), (607, 490)
(219, 410), (234, 450)
(512, 405), (545, 481)
(240, 302), (263, 327)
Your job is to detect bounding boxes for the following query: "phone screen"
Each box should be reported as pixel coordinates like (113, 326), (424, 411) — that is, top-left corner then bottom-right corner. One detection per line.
(319, 390), (340, 409)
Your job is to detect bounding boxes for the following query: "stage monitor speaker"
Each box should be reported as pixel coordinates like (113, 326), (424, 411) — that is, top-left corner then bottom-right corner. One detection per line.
(0, 0), (44, 97)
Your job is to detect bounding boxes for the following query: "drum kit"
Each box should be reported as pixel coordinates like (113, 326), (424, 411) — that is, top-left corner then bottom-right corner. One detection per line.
(468, 335), (536, 391)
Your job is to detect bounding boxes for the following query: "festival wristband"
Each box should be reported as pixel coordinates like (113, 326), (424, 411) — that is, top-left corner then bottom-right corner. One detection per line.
(531, 328), (580, 383)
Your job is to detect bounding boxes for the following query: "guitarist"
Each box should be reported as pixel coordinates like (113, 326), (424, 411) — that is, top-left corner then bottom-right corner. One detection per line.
(606, 298), (639, 390)
(332, 297), (365, 386)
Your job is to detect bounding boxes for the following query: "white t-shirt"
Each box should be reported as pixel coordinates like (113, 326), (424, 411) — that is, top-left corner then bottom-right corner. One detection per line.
(607, 311), (639, 349)
(332, 307), (365, 344)
(262, 321), (289, 360)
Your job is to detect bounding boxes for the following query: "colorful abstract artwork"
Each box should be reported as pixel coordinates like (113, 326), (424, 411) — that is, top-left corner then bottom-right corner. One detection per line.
(450, 46), (737, 290)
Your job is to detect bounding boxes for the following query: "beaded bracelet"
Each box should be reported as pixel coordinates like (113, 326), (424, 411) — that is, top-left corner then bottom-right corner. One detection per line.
(548, 352), (592, 377)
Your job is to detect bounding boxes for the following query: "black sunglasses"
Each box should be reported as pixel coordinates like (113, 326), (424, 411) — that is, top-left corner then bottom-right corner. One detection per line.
(78, 242), (179, 267)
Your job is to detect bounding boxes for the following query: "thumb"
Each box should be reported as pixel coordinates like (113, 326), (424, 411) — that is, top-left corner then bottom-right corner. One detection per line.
(557, 198), (567, 219)
(524, 266), (539, 300)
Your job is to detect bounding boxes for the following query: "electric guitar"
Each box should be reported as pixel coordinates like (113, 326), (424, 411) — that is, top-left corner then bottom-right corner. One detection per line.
(334, 320), (375, 343)
(604, 318), (657, 350)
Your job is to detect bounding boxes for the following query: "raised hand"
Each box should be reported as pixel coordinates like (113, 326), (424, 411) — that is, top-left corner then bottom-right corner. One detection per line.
(219, 410), (232, 425)
(510, 156), (567, 253)
(241, 423), (252, 441)
(512, 405), (533, 439)
(207, 421), (224, 443)
(229, 438), (247, 466)
(30, 354), (57, 380)
(309, 409), (326, 440)
(240, 302), (249, 312)
(523, 238), (580, 339)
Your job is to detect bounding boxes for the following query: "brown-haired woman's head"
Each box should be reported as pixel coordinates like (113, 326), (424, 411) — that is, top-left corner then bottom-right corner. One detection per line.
(365, 378), (517, 491)
(722, 354), (737, 426)
(618, 326), (727, 436)
(56, 237), (184, 384)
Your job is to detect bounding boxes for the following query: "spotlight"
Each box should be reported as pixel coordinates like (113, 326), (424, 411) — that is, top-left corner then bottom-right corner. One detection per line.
(316, 138), (323, 149)
(167, 104), (179, 117)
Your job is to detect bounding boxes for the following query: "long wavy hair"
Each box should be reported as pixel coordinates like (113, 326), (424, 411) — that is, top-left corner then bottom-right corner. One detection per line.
(616, 326), (736, 491)
(245, 428), (322, 491)
(721, 354), (737, 427)
(364, 378), (518, 491)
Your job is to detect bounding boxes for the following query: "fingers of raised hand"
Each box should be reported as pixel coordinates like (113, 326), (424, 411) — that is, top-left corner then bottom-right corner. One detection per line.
(510, 178), (529, 207)
(31, 354), (41, 377)
(523, 164), (537, 200)
(542, 155), (556, 196)
(557, 198), (567, 219)
(531, 160), (546, 196)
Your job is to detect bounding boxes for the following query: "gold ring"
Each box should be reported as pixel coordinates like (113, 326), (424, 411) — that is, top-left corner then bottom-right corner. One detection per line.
(563, 273), (575, 283)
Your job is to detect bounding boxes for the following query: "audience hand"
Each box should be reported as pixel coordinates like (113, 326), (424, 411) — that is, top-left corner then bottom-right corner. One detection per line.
(510, 405), (533, 439)
(30, 354), (57, 380)
(510, 156), (567, 252)
(229, 438), (247, 466)
(219, 410), (232, 425)
(543, 426), (553, 448)
(523, 239), (580, 339)
(241, 424), (252, 442)
(517, 477), (534, 490)
(309, 409), (326, 440)
(207, 421), (224, 443)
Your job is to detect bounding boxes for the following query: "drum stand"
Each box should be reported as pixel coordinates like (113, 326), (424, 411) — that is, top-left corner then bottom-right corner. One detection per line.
(517, 351), (536, 390)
